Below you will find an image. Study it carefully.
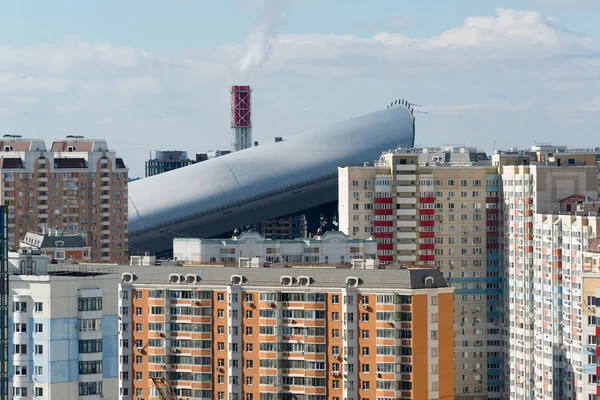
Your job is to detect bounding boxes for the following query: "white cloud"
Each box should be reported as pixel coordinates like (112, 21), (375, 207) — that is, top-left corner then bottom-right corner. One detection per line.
(261, 8), (596, 77)
(0, 37), (167, 73)
(80, 76), (163, 96)
(0, 74), (69, 93)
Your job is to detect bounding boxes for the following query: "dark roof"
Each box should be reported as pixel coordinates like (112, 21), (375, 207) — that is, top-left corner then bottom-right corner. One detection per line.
(118, 265), (451, 290)
(54, 158), (87, 169)
(116, 158), (126, 169)
(0, 157), (24, 169)
(21, 232), (87, 248)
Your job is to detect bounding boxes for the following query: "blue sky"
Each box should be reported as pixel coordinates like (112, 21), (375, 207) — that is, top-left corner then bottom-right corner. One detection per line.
(0, 0), (599, 176)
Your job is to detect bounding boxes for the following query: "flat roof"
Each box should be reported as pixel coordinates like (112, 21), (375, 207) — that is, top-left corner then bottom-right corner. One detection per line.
(118, 265), (450, 290)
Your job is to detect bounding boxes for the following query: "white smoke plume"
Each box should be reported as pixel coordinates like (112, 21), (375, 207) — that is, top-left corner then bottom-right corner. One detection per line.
(233, 0), (288, 76)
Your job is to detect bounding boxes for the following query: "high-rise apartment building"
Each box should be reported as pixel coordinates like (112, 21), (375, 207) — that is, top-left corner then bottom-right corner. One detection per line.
(0, 135), (128, 263)
(8, 251), (119, 399)
(494, 146), (600, 400)
(118, 266), (454, 400)
(339, 146), (503, 399)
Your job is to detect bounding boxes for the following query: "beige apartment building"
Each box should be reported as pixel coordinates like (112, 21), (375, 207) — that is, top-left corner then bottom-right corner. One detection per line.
(339, 146), (503, 399)
(0, 135), (128, 263)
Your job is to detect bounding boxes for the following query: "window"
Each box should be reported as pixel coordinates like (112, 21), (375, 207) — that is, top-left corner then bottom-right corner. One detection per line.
(332, 312), (339, 321)
(13, 323), (26, 333)
(34, 302), (43, 312)
(246, 376), (253, 385)
(14, 365), (27, 376)
(361, 313), (369, 322)
(332, 295), (339, 304)
(218, 309), (224, 318)
(332, 380), (340, 389)
(35, 323), (43, 333)
(362, 347), (369, 356)
(362, 330), (369, 339)
(332, 329), (339, 338)
(135, 291), (142, 300)
(246, 360), (253, 368)
(431, 330), (438, 340)
(78, 297), (102, 312)
(246, 343), (253, 352)
(136, 388), (143, 397)
(431, 296), (438, 305)
(218, 325), (224, 334)
(136, 372), (143, 380)
(13, 387), (27, 397)
(217, 293), (225, 301)
(136, 323), (143, 332)
(13, 302), (27, 312)
(245, 310), (253, 319)
(35, 387), (44, 397)
(35, 345), (43, 355)
(362, 381), (370, 390)
(245, 326), (253, 335)
(431, 347), (438, 357)
(362, 364), (370, 373)
(218, 342), (224, 351)
(35, 366), (43, 376)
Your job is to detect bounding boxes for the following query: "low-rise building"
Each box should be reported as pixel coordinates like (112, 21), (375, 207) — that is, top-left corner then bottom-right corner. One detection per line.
(173, 231), (377, 266)
(19, 229), (91, 262)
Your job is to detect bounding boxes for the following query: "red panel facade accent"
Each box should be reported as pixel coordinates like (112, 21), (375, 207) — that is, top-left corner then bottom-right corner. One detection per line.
(231, 85), (252, 127)
(419, 244), (434, 250)
(377, 244), (393, 250)
(419, 209), (435, 215)
(374, 221), (393, 227)
(374, 209), (393, 215)
(374, 232), (393, 238)
(596, 385), (600, 396)
(419, 232), (435, 238)
(379, 255), (393, 262)
(374, 198), (393, 204)
(419, 197), (435, 204)
(596, 346), (600, 357)
(419, 220), (434, 227)
(420, 255), (435, 262)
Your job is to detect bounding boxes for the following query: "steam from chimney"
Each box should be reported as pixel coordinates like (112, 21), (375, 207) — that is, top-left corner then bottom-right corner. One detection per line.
(232, 0), (288, 76)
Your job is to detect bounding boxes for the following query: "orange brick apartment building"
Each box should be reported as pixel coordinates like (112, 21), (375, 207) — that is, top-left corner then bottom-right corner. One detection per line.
(117, 266), (454, 400)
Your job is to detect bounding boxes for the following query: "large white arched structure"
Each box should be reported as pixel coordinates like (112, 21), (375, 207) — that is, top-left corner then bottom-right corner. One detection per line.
(128, 104), (415, 253)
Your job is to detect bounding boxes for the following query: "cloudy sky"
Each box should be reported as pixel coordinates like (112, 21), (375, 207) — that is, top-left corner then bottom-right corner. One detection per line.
(1, 0), (599, 177)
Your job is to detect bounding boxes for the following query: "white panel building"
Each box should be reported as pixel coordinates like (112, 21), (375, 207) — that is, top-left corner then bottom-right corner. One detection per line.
(8, 251), (119, 400)
(173, 231), (377, 266)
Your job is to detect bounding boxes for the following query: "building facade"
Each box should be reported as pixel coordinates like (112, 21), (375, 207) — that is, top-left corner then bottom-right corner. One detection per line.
(339, 146), (503, 399)
(145, 150), (195, 178)
(173, 231), (377, 266)
(118, 266), (454, 400)
(8, 253), (119, 399)
(495, 148), (600, 400)
(0, 135), (128, 263)
(255, 215), (308, 240)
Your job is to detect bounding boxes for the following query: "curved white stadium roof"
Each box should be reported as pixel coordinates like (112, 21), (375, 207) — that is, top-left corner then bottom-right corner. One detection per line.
(129, 105), (415, 253)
